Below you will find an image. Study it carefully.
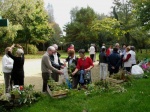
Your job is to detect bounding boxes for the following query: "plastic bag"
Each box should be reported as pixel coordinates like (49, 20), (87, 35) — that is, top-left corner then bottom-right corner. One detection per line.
(131, 65), (144, 77)
(63, 67), (68, 80)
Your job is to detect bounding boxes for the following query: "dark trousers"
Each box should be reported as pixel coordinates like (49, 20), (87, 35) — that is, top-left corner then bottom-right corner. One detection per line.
(72, 75), (79, 89)
(109, 68), (119, 75)
(12, 71), (24, 86)
(124, 67), (131, 72)
(4, 72), (11, 93)
(42, 72), (50, 92)
(90, 54), (94, 62)
(51, 71), (59, 82)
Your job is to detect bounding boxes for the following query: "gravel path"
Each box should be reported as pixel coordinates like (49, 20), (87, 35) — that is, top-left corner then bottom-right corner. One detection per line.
(0, 59), (100, 92)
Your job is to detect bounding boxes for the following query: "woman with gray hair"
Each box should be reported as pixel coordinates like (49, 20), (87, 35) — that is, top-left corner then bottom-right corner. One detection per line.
(7, 44), (25, 86)
(2, 47), (14, 93)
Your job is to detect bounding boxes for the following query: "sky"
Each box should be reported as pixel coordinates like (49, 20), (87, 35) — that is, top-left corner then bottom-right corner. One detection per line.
(44, 0), (114, 34)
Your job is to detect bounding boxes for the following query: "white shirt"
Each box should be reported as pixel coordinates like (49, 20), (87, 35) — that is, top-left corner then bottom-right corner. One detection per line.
(69, 56), (76, 65)
(2, 54), (14, 73)
(89, 46), (95, 54)
(123, 52), (132, 67)
(53, 53), (59, 65)
(129, 50), (136, 65)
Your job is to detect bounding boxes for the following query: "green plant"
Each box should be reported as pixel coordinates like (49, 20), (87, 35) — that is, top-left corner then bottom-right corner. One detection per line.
(27, 44), (38, 54)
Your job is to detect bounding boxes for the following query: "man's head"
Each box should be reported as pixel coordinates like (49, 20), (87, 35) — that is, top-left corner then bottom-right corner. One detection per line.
(115, 43), (120, 48)
(47, 46), (55, 55)
(52, 44), (58, 53)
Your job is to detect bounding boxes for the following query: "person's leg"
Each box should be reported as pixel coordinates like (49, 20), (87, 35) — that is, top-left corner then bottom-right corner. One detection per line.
(51, 71), (59, 82)
(103, 63), (108, 80)
(90, 54), (94, 62)
(126, 67), (131, 72)
(4, 73), (11, 93)
(72, 75), (79, 89)
(100, 63), (103, 79)
(42, 73), (49, 92)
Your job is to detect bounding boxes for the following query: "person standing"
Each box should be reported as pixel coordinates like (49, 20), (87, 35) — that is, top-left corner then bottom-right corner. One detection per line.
(72, 49), (94, 86)
(66, 49), (79, 89)
(123, 46), (132, 72)
(67, 44), (75, 52)
(89, 44), (95, 62)
(50, 44), (65, 82)
(99, 48), (108, 80)
(7, 44), (25, 86)
(108, 48), (121, 76)
(41, 46), (63, 92)
(2, 47), (14, 93)
(130, 46), (136, 66)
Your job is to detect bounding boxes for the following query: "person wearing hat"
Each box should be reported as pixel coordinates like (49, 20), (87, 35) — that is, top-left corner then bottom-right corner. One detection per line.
(7, 44), (25, 86)
(2, 47), (14, 93)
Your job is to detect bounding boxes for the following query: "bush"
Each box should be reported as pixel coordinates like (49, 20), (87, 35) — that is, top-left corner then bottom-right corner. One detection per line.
(27, 44), (38, 54)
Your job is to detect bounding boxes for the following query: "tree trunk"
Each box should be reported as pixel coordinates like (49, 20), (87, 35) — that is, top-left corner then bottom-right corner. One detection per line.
(25, 42), (28, 54)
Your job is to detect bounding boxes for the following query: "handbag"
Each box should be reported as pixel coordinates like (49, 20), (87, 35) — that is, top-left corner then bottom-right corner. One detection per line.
(84, 71), (91, 80)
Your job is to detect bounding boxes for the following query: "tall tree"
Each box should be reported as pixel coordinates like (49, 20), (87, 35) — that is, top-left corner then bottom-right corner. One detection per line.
(64, 6), (98, 50)
(0, 0), (53, 53)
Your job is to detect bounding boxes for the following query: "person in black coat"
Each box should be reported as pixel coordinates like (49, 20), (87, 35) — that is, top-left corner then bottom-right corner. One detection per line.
(50, 44), (64, 82)
(7, 44), (25, 86)
(107, 48), (121, 76)
(66, 49), (79, 89)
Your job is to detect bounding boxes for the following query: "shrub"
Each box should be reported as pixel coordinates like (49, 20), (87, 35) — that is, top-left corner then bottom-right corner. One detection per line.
(27, 44), (38, 54)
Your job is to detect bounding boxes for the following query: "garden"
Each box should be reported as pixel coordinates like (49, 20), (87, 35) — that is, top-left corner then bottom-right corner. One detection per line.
(0, 51), (150, 112)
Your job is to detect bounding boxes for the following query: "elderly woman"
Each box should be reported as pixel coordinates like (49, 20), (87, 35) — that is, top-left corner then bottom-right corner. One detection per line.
(66, 49), (79, 89)
(7, 44), (25, 86)
(2, 47), (14, 93)
(72, 49), (94, 86)
(123, 46), (132, 72)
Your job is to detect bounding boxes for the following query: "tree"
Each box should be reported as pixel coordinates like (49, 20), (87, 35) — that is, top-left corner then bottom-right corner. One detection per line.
(132, 0), (150, 30)
(47, 3), (54, 23)
(64, 6), (98, 50)
(0, 0), (53, 53)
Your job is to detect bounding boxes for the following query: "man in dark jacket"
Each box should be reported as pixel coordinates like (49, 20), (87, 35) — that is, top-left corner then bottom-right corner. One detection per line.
(108, 47), (121, 76)
(50, 44), (64, 82)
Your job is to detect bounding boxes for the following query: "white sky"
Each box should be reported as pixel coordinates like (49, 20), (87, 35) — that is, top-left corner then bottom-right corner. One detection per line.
(44, 0), (114, 33)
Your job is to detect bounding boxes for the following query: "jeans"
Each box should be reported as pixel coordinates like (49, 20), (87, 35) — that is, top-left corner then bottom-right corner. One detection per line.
(100, 63), (108, 80)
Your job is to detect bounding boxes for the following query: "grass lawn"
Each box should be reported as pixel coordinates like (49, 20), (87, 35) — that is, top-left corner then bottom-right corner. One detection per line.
(11, 73), (150, 112)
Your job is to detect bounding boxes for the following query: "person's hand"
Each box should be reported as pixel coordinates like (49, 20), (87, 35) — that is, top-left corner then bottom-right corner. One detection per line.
(11, 44), (15, 48)
(72, 72), (75, 76)
(58, 70), (63, 75)
(85, 68), (90, 72)
(111, 66), (115, 69)
(16, 44), (22, 49)
(61, 66), (64, 69)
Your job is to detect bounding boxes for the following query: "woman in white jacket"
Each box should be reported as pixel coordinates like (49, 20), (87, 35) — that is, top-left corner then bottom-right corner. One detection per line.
(2, 47), (14, 93)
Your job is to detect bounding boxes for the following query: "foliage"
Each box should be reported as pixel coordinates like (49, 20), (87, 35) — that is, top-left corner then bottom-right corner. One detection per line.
(132, 0), (150, 30)
(27, 44), (38, 54)
(0, 0), (53, 54)
(64, 6), (98, 51)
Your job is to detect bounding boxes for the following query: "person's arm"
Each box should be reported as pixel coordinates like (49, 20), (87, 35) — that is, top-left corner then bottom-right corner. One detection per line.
(123, 54), (131, 62)
(50, 56), (62, 69)
(44, 55), (62, 74)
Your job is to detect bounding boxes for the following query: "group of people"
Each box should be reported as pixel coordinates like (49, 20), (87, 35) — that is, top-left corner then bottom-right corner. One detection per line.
(2, 42), (136, 93)
(99, 43), (136, 80)
(2, 44), (24, 93)
(41, 44), (94, 92)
